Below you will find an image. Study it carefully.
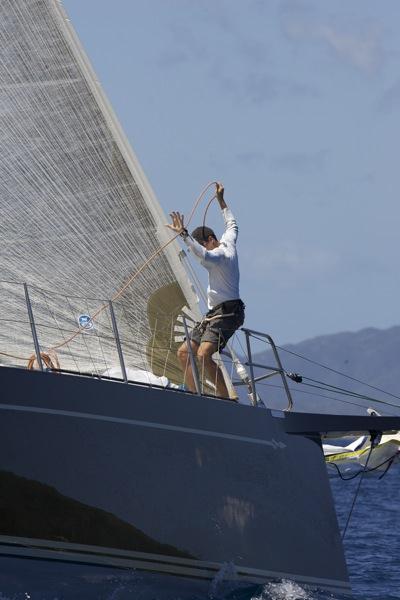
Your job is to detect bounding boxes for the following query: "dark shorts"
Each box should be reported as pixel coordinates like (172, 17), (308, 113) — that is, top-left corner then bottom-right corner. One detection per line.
(190, 299), (245, 351)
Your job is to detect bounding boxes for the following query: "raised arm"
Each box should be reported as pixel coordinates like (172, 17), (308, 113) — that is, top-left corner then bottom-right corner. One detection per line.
(165, 182), (237, 263)
(165, 210), (225, 264)
(165, 210), (207, 261)
(217, 183), (238, 245)
(216, 182), (227, 210)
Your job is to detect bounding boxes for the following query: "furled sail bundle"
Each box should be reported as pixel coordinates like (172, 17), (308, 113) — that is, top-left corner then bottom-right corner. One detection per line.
(0, 0), (200, 380)
(324, 431), (400, 473)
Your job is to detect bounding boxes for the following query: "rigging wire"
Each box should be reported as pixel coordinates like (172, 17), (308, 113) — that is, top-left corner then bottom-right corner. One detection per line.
(327, 453), (398, 481)
(341, 432), (379, 540)
(254, 380), (377, 412)
(248, 332), (400, 410)
(299, 381), (400, 411)
(302, 375), (386, 401)
(275, 341), (400, 402)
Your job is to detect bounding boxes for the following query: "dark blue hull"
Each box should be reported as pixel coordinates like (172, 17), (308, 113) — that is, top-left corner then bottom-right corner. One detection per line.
(0, 366), (350, 595)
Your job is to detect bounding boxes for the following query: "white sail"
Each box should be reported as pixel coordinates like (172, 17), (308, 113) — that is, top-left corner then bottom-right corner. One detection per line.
(0, 0), (200, 380)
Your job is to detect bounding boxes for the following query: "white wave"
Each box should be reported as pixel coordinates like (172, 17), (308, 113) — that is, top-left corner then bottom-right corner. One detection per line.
(252, 579), (312, 600)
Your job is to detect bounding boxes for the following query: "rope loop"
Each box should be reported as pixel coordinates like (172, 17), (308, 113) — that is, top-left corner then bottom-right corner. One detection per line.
(27, 350), (60, 371)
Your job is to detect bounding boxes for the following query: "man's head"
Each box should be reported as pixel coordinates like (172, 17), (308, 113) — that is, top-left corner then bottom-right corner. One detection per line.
(191, 226), (219, 250)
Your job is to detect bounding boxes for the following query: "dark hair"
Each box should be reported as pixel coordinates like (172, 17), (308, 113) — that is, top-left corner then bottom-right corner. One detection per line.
(191, 226), (217, 245)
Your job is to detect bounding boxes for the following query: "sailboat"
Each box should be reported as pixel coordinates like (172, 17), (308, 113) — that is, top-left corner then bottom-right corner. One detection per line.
(1, 1), (400, 597)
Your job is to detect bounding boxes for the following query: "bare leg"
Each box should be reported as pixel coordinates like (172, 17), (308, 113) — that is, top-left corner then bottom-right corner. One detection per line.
(177, 340), (199, 393)
(197, 341), (233, 400)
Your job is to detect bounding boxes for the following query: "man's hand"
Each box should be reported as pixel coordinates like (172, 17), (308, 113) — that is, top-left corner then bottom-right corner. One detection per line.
(166, 211), (186, 235)
(216, 182), (227, 209)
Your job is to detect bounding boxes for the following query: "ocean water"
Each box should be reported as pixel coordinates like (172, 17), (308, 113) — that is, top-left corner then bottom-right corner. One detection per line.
(1, 465), (399, 600)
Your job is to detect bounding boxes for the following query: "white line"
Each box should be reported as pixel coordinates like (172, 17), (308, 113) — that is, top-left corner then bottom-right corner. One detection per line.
(0, 538), (351, 594)
(0, 403), (285, 449)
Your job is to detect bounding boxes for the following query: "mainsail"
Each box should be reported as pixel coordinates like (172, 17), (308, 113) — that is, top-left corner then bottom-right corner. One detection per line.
(0, 0), (200, 381)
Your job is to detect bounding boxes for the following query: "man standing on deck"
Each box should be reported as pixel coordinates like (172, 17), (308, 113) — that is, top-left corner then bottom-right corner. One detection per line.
(166, 183), (244, 400)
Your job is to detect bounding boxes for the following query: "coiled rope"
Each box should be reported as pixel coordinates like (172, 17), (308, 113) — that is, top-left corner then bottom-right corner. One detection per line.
(1, 181), (218, 369)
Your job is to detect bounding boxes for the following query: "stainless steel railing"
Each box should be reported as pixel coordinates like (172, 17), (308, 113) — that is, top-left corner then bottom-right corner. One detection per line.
(0, 280), (294, 410)
(241, 328), (294, 412)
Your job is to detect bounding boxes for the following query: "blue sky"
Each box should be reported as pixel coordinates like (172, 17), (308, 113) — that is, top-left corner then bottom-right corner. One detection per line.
(64, 0), (400, 344)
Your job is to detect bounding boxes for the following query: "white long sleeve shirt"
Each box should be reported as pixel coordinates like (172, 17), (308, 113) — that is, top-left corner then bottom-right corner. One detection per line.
(184, 208), (240, 309)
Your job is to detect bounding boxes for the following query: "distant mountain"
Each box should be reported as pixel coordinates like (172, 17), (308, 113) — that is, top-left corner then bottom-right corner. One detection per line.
(248, 326), (400, 415)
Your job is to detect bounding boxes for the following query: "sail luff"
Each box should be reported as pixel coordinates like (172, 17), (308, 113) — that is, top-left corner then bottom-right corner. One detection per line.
(50, 0), (200, 314)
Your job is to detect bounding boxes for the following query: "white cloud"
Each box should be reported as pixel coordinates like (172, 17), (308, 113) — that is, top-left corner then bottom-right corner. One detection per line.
(281, 6), (384, 75)
(242, 241), (340, 286)
(157, 3), (319, 106)
(316, 24), (383, 74)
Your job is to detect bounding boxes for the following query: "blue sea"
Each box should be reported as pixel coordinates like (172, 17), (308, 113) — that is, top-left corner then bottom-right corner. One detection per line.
(1, 465), (399, 600)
